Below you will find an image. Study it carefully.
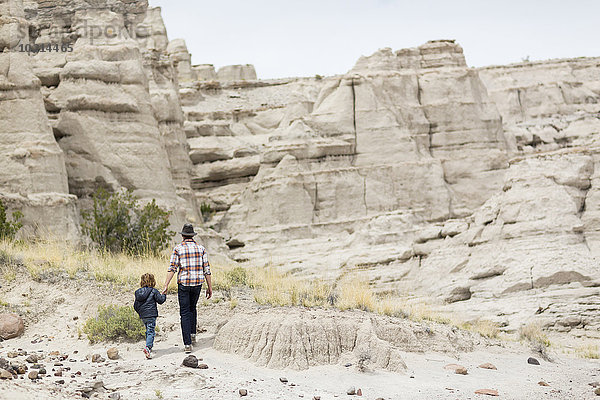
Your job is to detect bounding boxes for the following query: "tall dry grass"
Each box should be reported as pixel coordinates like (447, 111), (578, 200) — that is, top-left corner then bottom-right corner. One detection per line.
(0, 239), (502, 339)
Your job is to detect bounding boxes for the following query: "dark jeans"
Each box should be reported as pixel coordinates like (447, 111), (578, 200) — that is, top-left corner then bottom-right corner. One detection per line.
(142, 317), (156, 350)
(178, 284), (202, 345)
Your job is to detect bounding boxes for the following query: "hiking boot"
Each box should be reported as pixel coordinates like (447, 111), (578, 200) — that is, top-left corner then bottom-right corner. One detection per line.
(143, 346), (152, 359)
(184, 345), (193, 354)
(191, 334), (196, 344)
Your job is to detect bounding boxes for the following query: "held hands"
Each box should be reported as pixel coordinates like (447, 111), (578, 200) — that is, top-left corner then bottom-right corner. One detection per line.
(162, 286), (168, 295)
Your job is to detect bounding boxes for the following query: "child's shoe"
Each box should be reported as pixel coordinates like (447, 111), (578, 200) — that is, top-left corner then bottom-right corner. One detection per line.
(143, 346), (152, 359)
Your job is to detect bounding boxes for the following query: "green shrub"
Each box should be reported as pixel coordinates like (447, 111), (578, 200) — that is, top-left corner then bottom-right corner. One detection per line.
(0, 199), (22, 239)
(83, 305), (145, 343)
(81, 189), (173, 255)
(200, 202), (213, 223)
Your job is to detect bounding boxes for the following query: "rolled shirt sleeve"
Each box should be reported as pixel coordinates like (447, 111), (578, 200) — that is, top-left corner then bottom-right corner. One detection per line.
(168, 248), (180, 273)
(202, 249), (211, 276)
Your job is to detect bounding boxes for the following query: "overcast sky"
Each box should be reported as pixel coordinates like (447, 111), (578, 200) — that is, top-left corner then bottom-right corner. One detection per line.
(149, 0), (600, 79)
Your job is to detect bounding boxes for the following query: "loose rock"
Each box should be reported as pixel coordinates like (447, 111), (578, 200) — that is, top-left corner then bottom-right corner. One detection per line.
(25, 354), (38, 363)
(182, 355), (198, 368)
(107, 347), (119, 360)
(444, 363), (468, 375)
(0, 369), (13, 379)
(478, 363), (497, 370)
(0, 314), (25, 340)
(474, 389), (499, 396)
(595, 388), (600, 396)
(28, 370), (38, 380)
(527, 357), (540, 365)
(347, 387), (356, 395)
(538, 381), (549, 386)
(357, 388), (362, 396)
(91, 354), (105, 363)
(198, 363), (209, 369)
(239, 388), (248, 396)
(280, 377), (288, 383)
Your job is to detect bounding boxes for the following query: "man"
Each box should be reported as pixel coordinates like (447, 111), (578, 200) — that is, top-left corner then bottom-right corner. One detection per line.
(162, 223), (212, 353)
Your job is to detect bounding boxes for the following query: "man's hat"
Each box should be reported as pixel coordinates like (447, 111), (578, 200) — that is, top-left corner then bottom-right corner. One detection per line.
(180, 223), (197, 237)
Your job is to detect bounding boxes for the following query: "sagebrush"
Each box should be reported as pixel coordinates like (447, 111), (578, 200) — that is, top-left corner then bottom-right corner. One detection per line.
(83, 304), (145, 343)
(81, 189), (173, 255)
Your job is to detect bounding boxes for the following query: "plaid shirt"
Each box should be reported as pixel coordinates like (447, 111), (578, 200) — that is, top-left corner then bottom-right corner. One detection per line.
(168, 238), (211, 286)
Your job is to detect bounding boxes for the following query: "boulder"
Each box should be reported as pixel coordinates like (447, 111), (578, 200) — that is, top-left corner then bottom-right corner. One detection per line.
(0, 313), (24, 340)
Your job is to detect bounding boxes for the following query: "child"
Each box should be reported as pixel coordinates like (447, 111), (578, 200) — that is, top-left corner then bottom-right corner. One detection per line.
(134, 273), (166, 359)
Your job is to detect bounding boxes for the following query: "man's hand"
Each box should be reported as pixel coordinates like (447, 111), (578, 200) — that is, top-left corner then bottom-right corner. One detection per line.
(163, 270), (176, 295)
(206, 286), (212, 299)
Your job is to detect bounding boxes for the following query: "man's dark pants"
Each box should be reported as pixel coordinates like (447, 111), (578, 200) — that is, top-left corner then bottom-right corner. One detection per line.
(178, 284), (202, 345)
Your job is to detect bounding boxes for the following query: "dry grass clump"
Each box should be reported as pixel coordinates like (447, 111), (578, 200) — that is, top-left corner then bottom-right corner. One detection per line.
(459, 319), (501, 339)
(519, 322), (551, 347)
(576, 344), (600, 359)
(0, 238), (230, 294)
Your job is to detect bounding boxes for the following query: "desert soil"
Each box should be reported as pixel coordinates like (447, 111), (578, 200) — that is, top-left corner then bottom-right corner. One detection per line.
(0, 276), (599, 400)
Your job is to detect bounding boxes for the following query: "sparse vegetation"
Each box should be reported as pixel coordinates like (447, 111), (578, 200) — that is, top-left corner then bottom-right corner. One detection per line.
(315, 74), (323, 81)
(200, 202), (214, 223)
(519, 322), (551, 347)
(81, 188), (173, 255)
(576, 344), (600, 359)
(83, 304), (145, 343)
(0, 199), (23, 240)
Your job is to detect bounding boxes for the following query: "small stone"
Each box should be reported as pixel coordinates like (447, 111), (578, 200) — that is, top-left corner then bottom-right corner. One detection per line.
(455, 367), (468, 375)
(538, 381), (549, 386)
(182, 355), (198, 368)
(15, 364), (27, 374)
(109, 393), (121, 400)
(313, 397), (321, 400)
(344, 363), (352, 367)
(527, 357), (540, 365)
(347, 387), (356, 395)
(91, 354), (105, 363)
(280, 377), (288, 383)
(25, 354), (38, 363)
(0, 369), (13, 379)
(595, 388), (600, 396)
(54, 368), (63, 377)
(478, 363), (497, 370)
(28, 370), (38, 380)
(56, 379), (65, 384)
(0, 358), (8, 370)
(39, 368), (46, 375)
(239, 388), (248, 396)
(198, 363), (208, 369)
(7, 352), (18, 358)
(474, 389), (499, 396)
(357, 388), (362, 396)
(107, 347), (119, 360)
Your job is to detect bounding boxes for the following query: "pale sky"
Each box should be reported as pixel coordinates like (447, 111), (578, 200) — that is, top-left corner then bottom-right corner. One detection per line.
(149, 0), (600, 79)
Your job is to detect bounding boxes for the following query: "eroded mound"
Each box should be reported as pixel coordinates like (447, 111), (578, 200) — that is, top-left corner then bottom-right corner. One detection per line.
(213, 308), (484, 372)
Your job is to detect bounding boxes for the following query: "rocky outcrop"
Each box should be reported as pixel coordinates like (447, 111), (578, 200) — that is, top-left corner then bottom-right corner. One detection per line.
(0, 0), (79, 238)
(213, 308), (479, 371)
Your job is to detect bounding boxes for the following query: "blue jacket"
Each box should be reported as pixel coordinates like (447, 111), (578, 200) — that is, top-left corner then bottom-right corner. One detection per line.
(133, 287), (166, 319)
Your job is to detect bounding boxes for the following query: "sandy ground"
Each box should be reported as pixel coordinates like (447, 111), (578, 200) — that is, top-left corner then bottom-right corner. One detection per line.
(1, 276), (599, 400)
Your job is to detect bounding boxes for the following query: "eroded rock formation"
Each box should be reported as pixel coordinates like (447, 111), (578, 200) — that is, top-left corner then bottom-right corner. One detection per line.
(2, 1), (600, 337)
